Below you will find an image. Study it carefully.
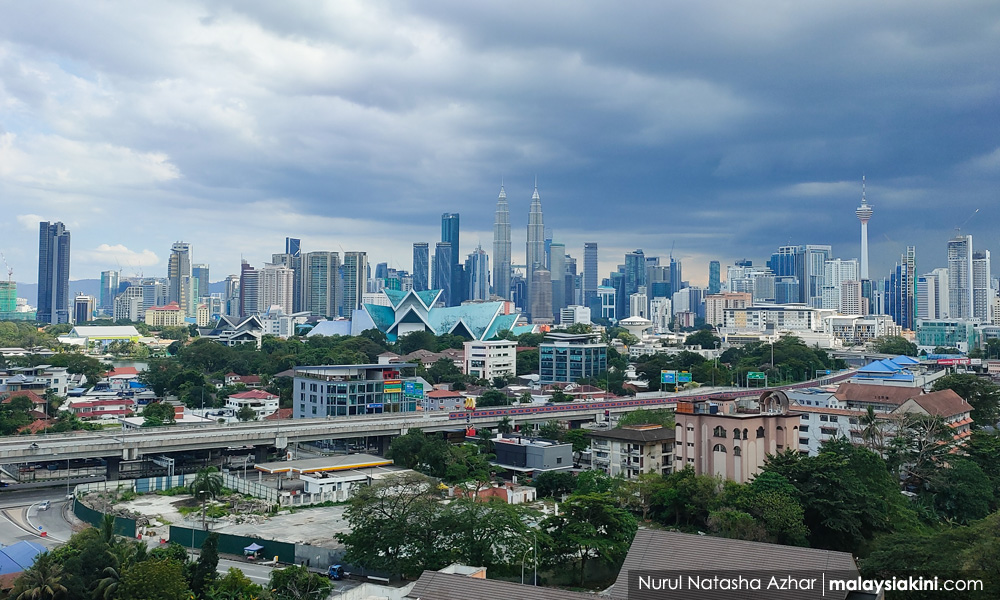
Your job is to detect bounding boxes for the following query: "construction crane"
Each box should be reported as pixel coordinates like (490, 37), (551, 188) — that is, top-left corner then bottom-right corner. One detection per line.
(0, 252), (12, 282)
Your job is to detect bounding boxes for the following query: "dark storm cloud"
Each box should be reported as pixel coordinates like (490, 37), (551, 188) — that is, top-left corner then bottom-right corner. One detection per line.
(0, 0), (997, 284)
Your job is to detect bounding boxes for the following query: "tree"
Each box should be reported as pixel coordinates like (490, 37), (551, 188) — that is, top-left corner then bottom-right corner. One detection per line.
(516, 349), (539, 375)
(871, 335), (917, 356)
(617, 408), (674, 428)
(13, 552), (67, 600)
(140, 402), (176, 428)
(533, 471), (576, 498)
(650, 466), (720, 527)
(928, 459), (995, 524)
(931, 373), (1000, 428)
(858, 405), (885, 454)
(497, 416), (513, 434)
(763, 440), (916, 553)
(541, 493), (638, 586)
(538, 421), (563, 441)
(236, 404), (257, 422)
(189, 532), (219, 597)
(398, 330), (437, 354)
(338, 473), (447, 577)
(427, 358), (465, 385)
(209, 568), (264, 600)
(685, 328), (721, 350)
(116, 559), (190, 600)
(188, 466), (224, 530)
(438, 499), (529, 570)
(268, 565), (332, 600)
(477, 389), (511, 407)
(563, 429), (590, 465)
(518, 392), (533, 404)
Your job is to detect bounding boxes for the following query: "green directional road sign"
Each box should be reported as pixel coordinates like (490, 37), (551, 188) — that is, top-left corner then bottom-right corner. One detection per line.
(678, 371), (692, 383)
(661, 370), (677, 384)
(747, 371), (766, 380)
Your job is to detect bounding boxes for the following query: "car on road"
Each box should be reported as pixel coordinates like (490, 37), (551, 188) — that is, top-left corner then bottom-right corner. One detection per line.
(38, 501), (51, 511)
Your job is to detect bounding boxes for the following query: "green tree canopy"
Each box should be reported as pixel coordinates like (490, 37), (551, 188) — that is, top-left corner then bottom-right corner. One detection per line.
(931, 373), (1000, 428)
(872, 335), (918, 356)
(685, 327), (721, 350)
(541, 493), (638, 586)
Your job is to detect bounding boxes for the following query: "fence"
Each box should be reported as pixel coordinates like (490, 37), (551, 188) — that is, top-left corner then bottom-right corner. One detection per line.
(168, 525), (296, 564)
(221, 473), (280, 503)
(72, 496), (137, 538)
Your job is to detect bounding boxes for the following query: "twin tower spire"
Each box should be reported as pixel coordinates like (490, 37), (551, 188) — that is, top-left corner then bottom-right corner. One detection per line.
(492, 180), (543, 302)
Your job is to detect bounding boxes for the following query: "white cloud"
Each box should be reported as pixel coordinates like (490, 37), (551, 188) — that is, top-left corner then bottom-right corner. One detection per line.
(15, 213), (45, 231)
(75, 244), (160, 269)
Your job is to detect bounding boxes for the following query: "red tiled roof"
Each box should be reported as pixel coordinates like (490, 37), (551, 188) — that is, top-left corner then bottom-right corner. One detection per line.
(105, 366), (139, 377)
(18, 418), (54, 434)
(239, 375), (262, 384)
(265, 408), (292, 420)
(427, 389), (463, 398)
(908, 389), (972, 419)
(150, 302), (182, 311)
(834, 382), (916, 406)
(230, 390), (278, 400)
(0, 390), (46, 406)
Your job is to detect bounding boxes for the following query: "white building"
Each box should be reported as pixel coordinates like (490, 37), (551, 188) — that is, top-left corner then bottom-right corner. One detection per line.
(260, 306), (309, 339)
(722, 305), (823, 333)
(823, 314), (900, 345)
(463, 340), (517, 380)
(559, 305), (592, 325)
(649, 298), (672, 333)
(226, 390), (280, 420)
(258, 263), (295, 315)
(820, 259), (859, 312)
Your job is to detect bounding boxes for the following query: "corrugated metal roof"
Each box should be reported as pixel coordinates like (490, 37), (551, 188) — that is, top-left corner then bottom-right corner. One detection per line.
(407, 571), (596, 600)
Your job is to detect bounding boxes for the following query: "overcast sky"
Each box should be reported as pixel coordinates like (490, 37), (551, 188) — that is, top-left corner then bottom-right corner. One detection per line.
(1, 1), (998, 289)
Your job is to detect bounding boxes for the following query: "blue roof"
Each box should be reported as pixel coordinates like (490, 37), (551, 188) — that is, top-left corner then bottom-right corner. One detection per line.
(484, 313), (520, 340)
(383, 289), (409, 308)
(892, 355), (920, 365)
(305, 320), (353, 338)
(415, 290), (442, 308)
(510, 324), (536, 336)
(0, 541), (45, 574)
(858, 360), (900, 374)
(364, 304), (397, 333)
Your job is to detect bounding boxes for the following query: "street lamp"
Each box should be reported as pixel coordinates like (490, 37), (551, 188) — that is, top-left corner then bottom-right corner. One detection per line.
(713, 341), (720, 388)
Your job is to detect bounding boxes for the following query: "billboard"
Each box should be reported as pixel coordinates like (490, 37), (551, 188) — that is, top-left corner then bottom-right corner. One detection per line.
(661, 370), (677, 384)
(678, 371), (692, 383)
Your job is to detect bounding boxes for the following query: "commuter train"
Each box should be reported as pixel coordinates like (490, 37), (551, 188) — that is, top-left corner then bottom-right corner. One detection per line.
(446, 372), (851, 421)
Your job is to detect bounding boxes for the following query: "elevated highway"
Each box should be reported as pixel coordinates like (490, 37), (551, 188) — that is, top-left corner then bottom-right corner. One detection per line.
(1, 371), (854, 469)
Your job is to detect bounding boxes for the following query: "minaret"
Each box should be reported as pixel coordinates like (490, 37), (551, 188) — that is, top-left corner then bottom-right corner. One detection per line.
(492, 183), (511, 300)
(856, 176), (873, 280)
(526, 180), (545, 313)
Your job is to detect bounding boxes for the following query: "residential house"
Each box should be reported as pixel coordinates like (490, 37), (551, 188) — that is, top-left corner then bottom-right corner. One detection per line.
(588, 424), (675, 478)
(226, 390), (280, 420)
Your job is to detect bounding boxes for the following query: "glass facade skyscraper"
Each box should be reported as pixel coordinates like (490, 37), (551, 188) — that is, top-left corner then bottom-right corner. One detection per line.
(412, 243), (429, 292)
(37, 221), (71, 324)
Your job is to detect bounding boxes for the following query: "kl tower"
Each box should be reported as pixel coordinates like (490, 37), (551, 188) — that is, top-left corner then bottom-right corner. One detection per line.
(856, 176), (873, 280)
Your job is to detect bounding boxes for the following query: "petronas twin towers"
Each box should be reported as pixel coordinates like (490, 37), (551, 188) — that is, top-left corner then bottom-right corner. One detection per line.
(492, 181), (544, 304)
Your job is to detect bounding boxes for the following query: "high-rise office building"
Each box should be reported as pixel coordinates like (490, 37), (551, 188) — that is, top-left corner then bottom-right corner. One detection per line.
(341, 252), (367, 318)
(37, 221), (71, 324)
(441, 213), (461, 306)
(224, 274), (240, 318)
(272, 237), (303, 312)
(583, 242), (598, 306)
(530, 268), (553, 324)
(549, 243), (567, 315)
(433, 243), (453, 306)
(526, 183), (545, 312)
(492, 185), (511, 300)
(99, 270), (119, 315)
(168, 242), (194, 315)
(821, 258), (859, 312)
(708, 260), (721, 294)
(624, 250), (646, 308)
(768, 245), (830, 306)
(856, 176), (873, 280)
(947, 234), (974, 319)
(286, 237), (301, 257)
(917, 268), (949, 320)
(192, 264), (210, 303)
(669, 256), (683, 298)
(973, 250), (992, 323)
(74, 294), (96, 324)
(412, 243), (429, 292)
(465, 246), (490, 302)
(259, 263), (295, 314)
(885, 247), (916, 330)
(239, 261), (258, 318)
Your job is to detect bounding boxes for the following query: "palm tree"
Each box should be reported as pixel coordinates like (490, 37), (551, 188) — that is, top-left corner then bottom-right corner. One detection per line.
(859, 406), (884, 454)
(497, 416), (514, 434)
(14, 552), (67, 600)
(99, 513), (116, 546)
(189, 466), (224, 530)
(94, 543), (139, 600)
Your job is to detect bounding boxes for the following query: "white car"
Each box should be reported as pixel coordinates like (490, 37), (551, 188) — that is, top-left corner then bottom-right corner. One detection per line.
(38, 501), (51, 511)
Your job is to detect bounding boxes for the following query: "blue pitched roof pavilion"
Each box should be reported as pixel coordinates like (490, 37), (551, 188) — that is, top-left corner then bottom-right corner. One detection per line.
(359, 289), (520, 342)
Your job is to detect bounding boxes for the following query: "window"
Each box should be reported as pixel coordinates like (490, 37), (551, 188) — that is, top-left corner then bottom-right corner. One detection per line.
(756, 427), (765, 438)
(799, 437), (809, 445)
(820, 415), (828, 422)
(733, 447), (742, 457)
(733, 429), (741, 440)
(849, 418), (858, 425)
(556, 457), (563, 464)
(713, 444), (727, 453)
(821, 427), (837, 436)
(799, 425), (809, 432)
(713, 426), (727, 438)
(829, 416), (839, 423)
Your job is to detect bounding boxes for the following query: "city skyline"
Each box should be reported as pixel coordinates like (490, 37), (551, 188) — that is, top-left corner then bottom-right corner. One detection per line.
(1, 2), (998, 286)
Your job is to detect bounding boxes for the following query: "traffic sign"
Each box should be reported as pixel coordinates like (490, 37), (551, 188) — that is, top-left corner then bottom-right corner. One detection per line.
(747, 371), (766, 380)
(678, 371), (692, 383)
(661, 370), (677, 384)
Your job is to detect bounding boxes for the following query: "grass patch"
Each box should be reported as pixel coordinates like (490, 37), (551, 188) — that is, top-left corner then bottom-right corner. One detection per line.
(156, 486), (189, 497)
